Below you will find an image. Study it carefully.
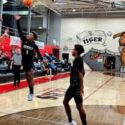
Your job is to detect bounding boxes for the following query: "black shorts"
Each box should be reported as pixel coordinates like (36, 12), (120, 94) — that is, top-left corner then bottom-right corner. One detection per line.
(65, 87), (83, 104)
(23, 62), (34, 72)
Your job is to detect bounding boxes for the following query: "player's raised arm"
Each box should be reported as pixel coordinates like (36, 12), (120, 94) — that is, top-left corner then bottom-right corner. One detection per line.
(15, 15), (27, 42)
(113, 32), (123, 39)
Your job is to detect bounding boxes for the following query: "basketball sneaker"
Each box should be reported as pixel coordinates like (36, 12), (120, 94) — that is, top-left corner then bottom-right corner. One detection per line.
(27, 94), (34, 101)
(120, 66), (124, 73)
(65, 120), (77, 125)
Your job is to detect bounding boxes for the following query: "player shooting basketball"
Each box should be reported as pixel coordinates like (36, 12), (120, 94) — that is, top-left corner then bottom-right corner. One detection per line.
(15, 15), (43, 101)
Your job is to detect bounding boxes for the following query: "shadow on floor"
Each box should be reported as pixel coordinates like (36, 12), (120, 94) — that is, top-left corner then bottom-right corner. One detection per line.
(0, 105), (124, 125)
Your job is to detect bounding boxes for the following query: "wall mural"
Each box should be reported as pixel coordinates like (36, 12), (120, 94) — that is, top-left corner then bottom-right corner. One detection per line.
(76, 30), (125, 72)
(76, 30), (107, 46)
(113, 32), (125, 72)
(76, 30), (119, 55)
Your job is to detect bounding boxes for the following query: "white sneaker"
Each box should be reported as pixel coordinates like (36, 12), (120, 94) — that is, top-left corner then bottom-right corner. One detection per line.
(120, 66), (123, 73)
(123, 66), (125, 73)
(65, 120), (77, 125)
(27, 94), (34, 101)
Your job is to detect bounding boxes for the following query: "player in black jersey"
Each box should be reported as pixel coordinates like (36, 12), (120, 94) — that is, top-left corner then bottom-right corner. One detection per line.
(63, 45), (87, 125)
(15, 15), (43, 101)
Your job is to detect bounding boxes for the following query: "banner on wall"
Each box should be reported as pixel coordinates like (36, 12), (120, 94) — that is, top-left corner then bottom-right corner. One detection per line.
(10, 36), (45, 49)
(0, 36), (58, 57)
(10, 36), (21, 47)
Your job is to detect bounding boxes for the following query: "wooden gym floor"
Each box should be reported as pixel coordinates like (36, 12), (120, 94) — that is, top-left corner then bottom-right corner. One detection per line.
(0, 105), (124, 125)
(0, 71), (125, 125)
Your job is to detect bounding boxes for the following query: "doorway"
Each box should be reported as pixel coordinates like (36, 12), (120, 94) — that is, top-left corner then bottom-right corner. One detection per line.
(62, 53), (69, 62)
(53, 48), (59, 59)
(104, 56), (116, 70)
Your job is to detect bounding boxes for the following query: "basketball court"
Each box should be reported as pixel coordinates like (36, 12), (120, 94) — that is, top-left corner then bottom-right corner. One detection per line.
(0, 71), (125, 125)
(0, 0), (125, 125)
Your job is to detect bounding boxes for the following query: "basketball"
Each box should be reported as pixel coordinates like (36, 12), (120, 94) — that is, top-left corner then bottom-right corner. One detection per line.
(23, 0), (33, 7)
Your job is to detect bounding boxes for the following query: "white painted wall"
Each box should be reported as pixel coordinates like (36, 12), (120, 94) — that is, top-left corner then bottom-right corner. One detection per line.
(60, 18), (125, 70)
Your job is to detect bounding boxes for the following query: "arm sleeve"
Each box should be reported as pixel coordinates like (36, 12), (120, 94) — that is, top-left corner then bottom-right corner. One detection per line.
(113, 32), (123, 39)
(16, 20), (27, 43)
(34, 44), (43, 61)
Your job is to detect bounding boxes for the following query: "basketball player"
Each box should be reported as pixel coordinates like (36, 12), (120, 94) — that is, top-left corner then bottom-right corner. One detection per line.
(63, 44), (87, 125)
(15, 15), (43, 101)
(113, 32), (125, 72)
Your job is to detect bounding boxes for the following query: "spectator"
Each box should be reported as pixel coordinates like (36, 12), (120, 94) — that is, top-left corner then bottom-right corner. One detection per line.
(10, 49), (22, 87)
(0, 28), (9, 42)
(48, 62), (57, 75)
(43, 60), (50, 75)
(0, 49), (10, 66)
(11, 46), (16, 56)
(0, 49), (3, 64)
(2, 53), (10, 64)
(44, 53), (53, 62)
(50, 54), (58, 62)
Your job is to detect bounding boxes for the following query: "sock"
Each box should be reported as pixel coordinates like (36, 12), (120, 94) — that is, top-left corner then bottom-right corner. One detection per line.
(29, 86), (34, 94)
(83, 120), (87, 125)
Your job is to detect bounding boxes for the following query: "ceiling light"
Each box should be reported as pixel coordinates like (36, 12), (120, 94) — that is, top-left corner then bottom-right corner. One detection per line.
(3, 0), (7, 4)
(38, 26), (42, 29)
(72, 9), (76, 12)
(55, 2), (67, 5)
(2, 11), (33, 15)
(112, 1), (125, 9)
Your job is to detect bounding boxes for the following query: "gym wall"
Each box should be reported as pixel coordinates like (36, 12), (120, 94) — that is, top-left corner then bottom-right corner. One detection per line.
(18, 10), (61, 46)
(47, 11), (61, 46)
(60, 17), (125, 70)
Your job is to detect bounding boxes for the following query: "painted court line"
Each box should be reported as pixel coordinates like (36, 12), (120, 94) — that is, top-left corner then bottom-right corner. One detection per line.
(0, 112), (65, 125)
(84, 76), (114, 101)
(19, 114), (65, 125)
(33, 76), (115, 125)
(0, 74), (115, 125)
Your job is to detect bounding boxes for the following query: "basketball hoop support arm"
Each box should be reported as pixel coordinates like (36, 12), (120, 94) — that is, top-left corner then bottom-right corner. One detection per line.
(27, 6), (32, 35)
